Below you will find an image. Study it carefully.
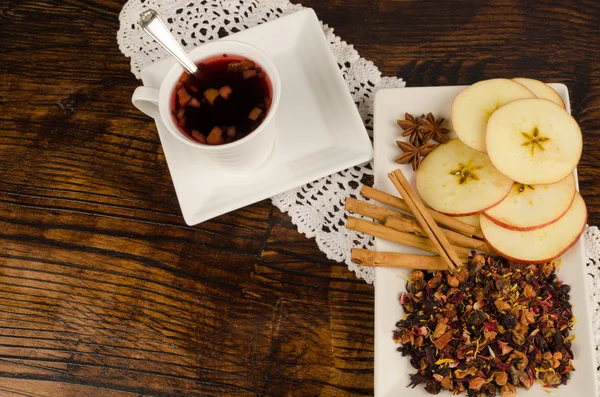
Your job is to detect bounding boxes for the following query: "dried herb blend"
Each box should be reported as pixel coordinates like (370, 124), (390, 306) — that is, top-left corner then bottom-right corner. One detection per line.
(393, 254), (575, 396)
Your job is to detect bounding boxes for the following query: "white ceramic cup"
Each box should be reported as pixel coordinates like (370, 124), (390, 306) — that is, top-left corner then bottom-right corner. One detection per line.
(132, 41), (281, 172)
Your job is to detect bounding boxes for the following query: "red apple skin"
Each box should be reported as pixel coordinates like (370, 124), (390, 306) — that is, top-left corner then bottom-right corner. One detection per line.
(481, 212), (587, 265)
(481, 189), (576, 231)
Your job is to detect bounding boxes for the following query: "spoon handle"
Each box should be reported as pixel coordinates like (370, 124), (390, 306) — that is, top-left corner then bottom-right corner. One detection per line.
(139, 10), (198, 75)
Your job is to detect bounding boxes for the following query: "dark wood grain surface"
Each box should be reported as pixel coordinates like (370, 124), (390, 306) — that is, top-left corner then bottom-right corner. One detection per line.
(1, 0), (599, 395)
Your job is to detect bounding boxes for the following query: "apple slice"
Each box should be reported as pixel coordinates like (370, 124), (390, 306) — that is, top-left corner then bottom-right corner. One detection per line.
(416, 139), (514, 216)
(453, 214), (483, 239)
(484, 173), (576, 230)
(452, 78), (536, 152)
(486, 98), (582, 185)
(452, 214), (479, 228)
(512, 77), (565, 109)
(480, 192), (587, 264)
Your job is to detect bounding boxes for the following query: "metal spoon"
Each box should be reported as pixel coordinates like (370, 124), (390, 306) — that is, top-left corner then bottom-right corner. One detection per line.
(139, 9), (198, 75)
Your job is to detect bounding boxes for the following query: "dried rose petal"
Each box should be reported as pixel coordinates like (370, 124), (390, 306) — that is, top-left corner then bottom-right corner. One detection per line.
(484, 321), (498, 332)
(399, 292), (407, 305)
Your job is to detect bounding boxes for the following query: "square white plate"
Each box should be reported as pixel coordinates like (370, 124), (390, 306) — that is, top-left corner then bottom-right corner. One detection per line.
(138, 9), (372, 225)
(373, 85), (597, 397)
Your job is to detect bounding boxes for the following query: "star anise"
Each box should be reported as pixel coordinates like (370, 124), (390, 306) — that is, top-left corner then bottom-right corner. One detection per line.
(397, 113), (426, 146)
(395, 141), (437, 171)
(419, 112), (450, 143)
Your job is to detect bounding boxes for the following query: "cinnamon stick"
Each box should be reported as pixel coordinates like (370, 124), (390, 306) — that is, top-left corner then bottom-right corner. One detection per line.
(346, 216), (471, 259)
(382, 213), (425, 235)
(345, 198), (489, 253)
(384, 215), (492, 254)
(351, 248), (467, 270)
(360, 185), (476, 237)
(344, 197), (399, 222)
(388, 170), (462, 272)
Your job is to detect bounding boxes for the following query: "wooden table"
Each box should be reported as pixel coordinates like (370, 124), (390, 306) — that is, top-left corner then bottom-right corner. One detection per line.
(1, 0), (599, 395)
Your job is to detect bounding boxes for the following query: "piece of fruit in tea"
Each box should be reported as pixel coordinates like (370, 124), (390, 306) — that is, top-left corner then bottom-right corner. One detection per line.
(171, 54), (272, 145)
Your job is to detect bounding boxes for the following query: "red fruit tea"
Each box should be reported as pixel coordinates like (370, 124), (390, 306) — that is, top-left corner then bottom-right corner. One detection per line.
(171, 54), (273, 145)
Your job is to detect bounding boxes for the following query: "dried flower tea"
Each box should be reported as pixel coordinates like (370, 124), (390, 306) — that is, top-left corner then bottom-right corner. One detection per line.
(393, 254), (575, 396)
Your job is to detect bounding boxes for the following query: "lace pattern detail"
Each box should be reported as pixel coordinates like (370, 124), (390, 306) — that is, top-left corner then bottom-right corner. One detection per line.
(585, 226), (600, 388)
(119, 0), (303, 79)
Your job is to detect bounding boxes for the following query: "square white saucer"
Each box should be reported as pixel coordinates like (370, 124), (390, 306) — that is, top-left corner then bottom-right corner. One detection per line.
(372, 85), (597, 397)
(136, 8), (373, 225)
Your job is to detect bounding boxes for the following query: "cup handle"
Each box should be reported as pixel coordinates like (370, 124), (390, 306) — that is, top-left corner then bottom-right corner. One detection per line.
(132, 86), (160, 118)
